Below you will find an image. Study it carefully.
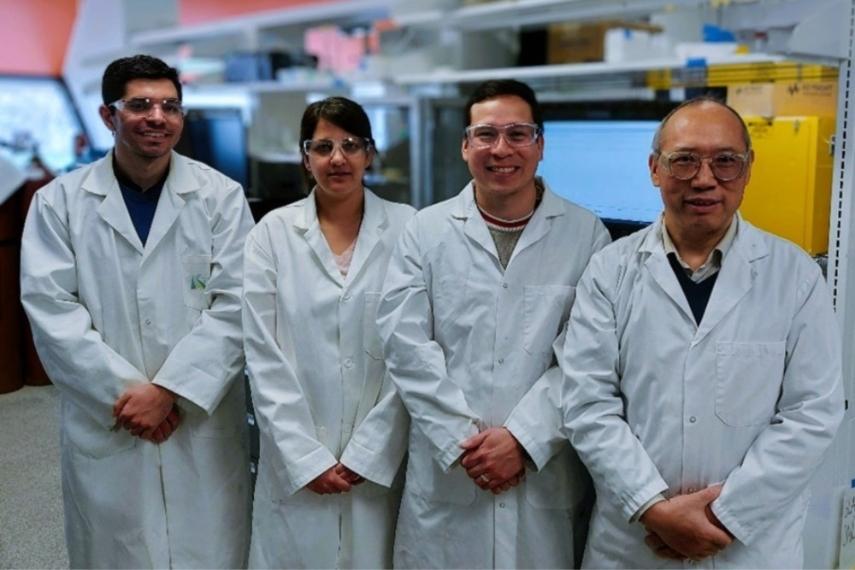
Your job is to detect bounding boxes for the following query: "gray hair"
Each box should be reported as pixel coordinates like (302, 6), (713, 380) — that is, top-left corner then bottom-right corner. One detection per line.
(651, 96), (752, 155)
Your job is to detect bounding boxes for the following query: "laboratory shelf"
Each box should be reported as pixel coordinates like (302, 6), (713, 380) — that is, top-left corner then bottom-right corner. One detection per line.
(394, 53), (784, 85)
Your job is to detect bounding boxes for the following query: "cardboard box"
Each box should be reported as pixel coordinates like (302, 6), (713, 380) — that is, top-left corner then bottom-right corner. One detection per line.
(727, 80), (838, 118)
(548, 20), (661, 64)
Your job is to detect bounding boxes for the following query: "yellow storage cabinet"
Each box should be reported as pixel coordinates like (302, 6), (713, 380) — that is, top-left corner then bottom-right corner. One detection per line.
(741, 116), (835, 255)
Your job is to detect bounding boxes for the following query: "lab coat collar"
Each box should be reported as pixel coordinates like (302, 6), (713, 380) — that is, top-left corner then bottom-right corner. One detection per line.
(511, 180), (565, 263)
(345, 189), (390, 286)
(694, 215), (769, 343)
(639, 212), (767, 261)
(85, 153), (144, 254)
(451, 179), (564, 267)
(639, 219), (695, 324)
(640, 213), (769, 341)
(163, 151), (204, 195)
(450, 178), (564, 220)
(84, 152), (203, 258)
(296, 188), (344, 286)
(295, 188), (389, 287)
(82, 151), (199, 196)
(142, 153), (205, 259)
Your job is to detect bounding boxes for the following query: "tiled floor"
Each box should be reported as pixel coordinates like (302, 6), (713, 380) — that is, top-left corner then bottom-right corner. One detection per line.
(0, 384), (68, 569)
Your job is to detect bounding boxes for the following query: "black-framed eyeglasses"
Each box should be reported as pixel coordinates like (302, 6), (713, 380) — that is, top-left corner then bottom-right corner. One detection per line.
(109, 97), (186, 118)
(464, 122), (541, 149)
(302, 137), (372, 157)
(659, 151), (750, 182)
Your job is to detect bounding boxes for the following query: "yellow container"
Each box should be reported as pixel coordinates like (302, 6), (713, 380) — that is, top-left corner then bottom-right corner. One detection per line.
(707, 61), (836, 86)
(741, 116), (835, 255)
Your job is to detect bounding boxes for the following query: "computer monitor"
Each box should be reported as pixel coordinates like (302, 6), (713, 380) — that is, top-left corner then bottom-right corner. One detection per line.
(175, 108), (249, 189)
(538, 120), (662, 224)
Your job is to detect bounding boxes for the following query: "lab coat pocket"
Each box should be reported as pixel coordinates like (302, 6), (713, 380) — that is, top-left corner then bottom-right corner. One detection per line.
(181, 254), (212, 311)
(714, 341), (786, 426)
(363, 291), (384, 360)
(523, 285), (575, 357)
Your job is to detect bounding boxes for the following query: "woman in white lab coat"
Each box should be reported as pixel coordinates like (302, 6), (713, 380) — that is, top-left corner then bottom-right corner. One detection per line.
(243, 96), (415, 569)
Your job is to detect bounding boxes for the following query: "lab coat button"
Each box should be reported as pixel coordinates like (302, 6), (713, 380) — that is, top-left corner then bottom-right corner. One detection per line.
(499, 502), (506, 508)
(498, 358), (504, 365)
(502, 283), (509, 289)
(344, 358), (354, 368)
(689, 416), (697, 423)
(145, 319), (152, 326)
(342, 293), (351, 302)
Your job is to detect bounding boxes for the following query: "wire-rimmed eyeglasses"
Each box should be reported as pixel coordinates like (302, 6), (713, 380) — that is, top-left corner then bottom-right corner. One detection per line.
(658, 151), (750, 182)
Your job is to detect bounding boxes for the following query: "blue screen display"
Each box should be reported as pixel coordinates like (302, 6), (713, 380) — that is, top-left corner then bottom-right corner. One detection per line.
(538, 121), (663, 223)
(178, 109), (248, 189)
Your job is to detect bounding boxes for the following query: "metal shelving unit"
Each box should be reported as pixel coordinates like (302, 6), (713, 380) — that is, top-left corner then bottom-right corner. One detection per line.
(392, 0), (708, 30)
(130, 0), (393, 48)
(395, 53), (784, 85)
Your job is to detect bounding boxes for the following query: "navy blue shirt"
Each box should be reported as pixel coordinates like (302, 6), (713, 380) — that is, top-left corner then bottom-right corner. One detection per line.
(113, 158), (167, 246)
(667, 252), (719, 324)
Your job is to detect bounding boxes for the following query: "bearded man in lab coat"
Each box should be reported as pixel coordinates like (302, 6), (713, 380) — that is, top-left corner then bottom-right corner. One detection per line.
(558, 97), (844, 568)
(377, 79), (610, 568)
(20, 55), (253, 568)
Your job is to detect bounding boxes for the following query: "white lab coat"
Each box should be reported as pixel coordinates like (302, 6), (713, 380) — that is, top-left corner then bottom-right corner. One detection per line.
(558, 216), (844, 569)
(377, 181), (610, 569)
(20, 152), (254, 569)
(242, 189), (415, 569)
(0, 151), (25, 205)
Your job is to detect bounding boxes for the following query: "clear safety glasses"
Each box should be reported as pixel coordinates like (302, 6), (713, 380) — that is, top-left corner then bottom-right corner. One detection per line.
(464, 122), (541, 149)
(302, 137), (372, 158)
(109, 97), (187, 119)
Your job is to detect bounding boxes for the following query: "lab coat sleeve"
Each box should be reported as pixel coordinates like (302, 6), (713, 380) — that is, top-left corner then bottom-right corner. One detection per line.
(558, 253), (669, 520)
(505, 220), (612, 469)
(341, 373), (410, 487)
(377, 219), (480, 472)
(242, 231), (337, 495)
(712, 268), (844, 545)
(503, 366), (566, 470)
(152, 182), (254, 414)
(20, 189), (148, 429)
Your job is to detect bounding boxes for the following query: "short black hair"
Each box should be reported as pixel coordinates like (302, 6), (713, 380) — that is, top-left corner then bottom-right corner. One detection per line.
(300, 96), (374, 150)
(463, 79), (543, 132)
(651, 95), (751, 154)
(101, 54), (182, 106)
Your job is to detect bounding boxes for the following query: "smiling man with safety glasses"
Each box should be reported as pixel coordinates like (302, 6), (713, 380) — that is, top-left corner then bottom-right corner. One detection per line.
(377, 79), (609, 568)
(20, 54), (254, 568)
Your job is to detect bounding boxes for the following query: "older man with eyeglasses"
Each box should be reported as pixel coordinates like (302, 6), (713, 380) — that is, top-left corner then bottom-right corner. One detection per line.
(556, 96), (844, 568)
(377, 79), (609, 568)
(20, 54), (254, 568)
